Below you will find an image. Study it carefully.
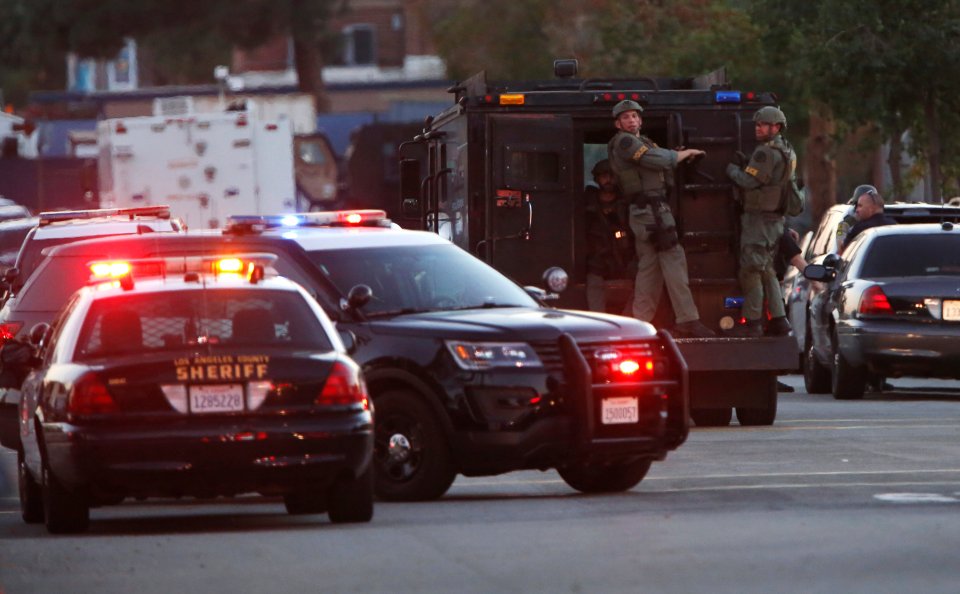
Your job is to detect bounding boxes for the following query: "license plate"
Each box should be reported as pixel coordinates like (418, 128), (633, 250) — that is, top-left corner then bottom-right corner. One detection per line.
(601, 396), (639, 425)
(944, 300), (960, 321)
(189, 384), (244, 413)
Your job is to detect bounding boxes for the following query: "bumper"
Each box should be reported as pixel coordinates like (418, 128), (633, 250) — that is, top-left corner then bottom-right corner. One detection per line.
(41, 412), (373, 498)
(838, 322), (960, 378)
(454, 331), (688, 475)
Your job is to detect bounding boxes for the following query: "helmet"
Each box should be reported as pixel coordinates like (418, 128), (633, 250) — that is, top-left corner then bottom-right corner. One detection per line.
(591, 159), (614, 177)
(753, 106), (787, 128)
(612, 100), (643, 118)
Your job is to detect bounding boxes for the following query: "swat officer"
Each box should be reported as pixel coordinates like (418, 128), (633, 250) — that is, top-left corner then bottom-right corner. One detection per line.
(585, 159), (634, 312)
(725, 106), (795, 337)
(607, 100), (715, 338)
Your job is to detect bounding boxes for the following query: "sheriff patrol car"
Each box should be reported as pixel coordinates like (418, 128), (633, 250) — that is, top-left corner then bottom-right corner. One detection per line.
(12, 254), (373, 534)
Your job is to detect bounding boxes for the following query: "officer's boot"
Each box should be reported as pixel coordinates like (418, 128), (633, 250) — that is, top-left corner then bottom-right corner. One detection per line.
(671, 319), (716, 338)
(766, 316), (792, 336)
(725, 318), (763, 338)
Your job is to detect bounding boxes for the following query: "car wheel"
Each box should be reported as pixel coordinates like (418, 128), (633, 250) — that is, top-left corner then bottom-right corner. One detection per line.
(283, 490), (327, 515)
(327, 466), (374, 524)
(803, 320), (831, 394)
(558, 459), (652, 494)
(42, 462), (89, 534)
(690, 407), (732, 427)
(373, 390), (455, 502)
(832, 332), (866, 400)
(18, 449), (44, 524)
(735, 374), (778, 426)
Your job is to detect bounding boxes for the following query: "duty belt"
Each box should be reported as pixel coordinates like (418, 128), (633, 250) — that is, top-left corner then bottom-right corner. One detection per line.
(628, 192), (667, 209)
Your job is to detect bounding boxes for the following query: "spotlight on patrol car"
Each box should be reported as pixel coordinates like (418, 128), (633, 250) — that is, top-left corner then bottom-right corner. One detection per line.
(543, 267), (569, 293)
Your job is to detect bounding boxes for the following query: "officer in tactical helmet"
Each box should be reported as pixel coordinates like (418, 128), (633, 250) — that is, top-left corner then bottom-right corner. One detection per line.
(607, 99), (715, 338)
(584, 159), (634, 313)
(726, 105), (796, 337)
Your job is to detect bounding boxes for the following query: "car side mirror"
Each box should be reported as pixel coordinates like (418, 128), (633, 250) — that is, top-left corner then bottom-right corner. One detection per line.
(340, 284), (373, 312)
(2, 267), (18, 284)
(28, 322), (51, 348)
(803, 264), (836, 282)
(822, 253), (840, 268)
(0, 338), (39, 389)
(338, 329), (358, 355)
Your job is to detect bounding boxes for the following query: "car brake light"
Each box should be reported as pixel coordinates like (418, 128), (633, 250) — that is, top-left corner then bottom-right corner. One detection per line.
(68, 373), (118, 416)
(859, 286), (893, 315)
(316, 361), (369, 409)
(0, 321), (23, 341)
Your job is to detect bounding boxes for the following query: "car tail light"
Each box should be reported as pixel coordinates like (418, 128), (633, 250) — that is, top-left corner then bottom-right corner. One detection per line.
(859, 286), (893, 315)
(316, 360), (370, 409)
(0, 321), (23, 341)
(68, 373), (118, 417)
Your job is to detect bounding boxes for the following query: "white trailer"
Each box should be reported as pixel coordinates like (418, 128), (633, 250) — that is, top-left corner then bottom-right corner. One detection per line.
(97, 110), (298, 229)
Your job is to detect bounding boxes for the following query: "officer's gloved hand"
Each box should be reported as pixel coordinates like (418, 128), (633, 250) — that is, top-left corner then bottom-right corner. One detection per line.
(734, 150), (748, 166)
(725, 163), (741, 179)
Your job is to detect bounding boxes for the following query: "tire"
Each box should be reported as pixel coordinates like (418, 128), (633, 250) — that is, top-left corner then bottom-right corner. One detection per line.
(690, 407), (732, 427)
(328, 466), (374, 524)
(558, 459), (652, 494)
(18, 449), (44, 524)
(803, 320), (831, 394)
(373, 390), (456, 501)
(736, 374), (778, 426)
(832, 346), (866, 400)
(42, 462), (89, 534)
(283, 490), (326, 515)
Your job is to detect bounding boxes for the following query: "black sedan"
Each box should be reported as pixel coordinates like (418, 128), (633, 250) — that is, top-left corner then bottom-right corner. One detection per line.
(9, 256), (374, 533)
(803, 222), (960, 399)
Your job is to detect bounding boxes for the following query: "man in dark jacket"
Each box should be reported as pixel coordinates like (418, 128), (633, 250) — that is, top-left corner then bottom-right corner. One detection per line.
(585, 159), (634, 313)
(842, 186), (896, 250)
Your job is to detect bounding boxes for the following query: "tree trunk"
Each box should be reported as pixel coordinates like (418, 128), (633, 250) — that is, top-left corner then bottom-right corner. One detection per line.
(804, 108), (837, 225)
(924, 94), (942, 203)
(886, 127), (903, 198)
(293, 35), (329, 113)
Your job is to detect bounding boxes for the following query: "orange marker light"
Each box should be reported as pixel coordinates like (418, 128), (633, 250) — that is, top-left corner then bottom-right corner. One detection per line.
(216, 258), (244, 273)
(90, 262), (131, 278)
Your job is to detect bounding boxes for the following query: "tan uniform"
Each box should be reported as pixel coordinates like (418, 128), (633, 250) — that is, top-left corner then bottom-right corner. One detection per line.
(608, 130), (700, 324)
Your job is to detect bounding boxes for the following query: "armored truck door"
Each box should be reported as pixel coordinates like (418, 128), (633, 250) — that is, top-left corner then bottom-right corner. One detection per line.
(487, 114), (574, 286)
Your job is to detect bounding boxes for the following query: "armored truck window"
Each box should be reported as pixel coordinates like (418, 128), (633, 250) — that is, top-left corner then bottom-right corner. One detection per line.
(506, 150), (560, 187)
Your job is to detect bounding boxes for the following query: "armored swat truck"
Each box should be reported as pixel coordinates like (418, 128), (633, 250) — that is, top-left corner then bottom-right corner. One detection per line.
(397, 60), (798, 427)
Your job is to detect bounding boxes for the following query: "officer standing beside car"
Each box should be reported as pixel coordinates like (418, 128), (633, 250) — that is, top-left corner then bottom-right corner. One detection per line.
(607, 100), (715, 338)
(726, 106), (795, 337)
(584, 159), (635, 313)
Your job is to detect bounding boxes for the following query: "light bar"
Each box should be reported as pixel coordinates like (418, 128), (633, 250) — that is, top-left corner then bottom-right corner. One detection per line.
(715, 91), (742, 104)
(39, 205), (172, 226)
(87, 253), (278, 283)
(225, 209), (391, 232)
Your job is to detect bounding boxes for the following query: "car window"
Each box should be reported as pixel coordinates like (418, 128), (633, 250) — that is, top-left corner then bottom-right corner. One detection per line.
(13, 255), (94, 312)
(73, 289), (333, 360)
(808, 208), (845, 260)
(860, 234), (960, 278)
(307, 243), (539, 315)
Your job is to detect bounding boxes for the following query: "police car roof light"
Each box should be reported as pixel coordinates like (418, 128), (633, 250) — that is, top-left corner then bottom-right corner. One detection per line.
(88, 254), (277, 285)
(715, 91), (741, 104)
(225, 209), (391, 232)
(39, 205), (172, 226)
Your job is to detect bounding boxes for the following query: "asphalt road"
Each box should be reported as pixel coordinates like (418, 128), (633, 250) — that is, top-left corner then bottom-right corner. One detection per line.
(2, 374), (959, 594)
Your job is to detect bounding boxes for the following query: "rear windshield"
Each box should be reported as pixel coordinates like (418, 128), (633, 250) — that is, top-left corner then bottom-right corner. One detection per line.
(74, 289), (333, 360)
(860, 234), (960, 278)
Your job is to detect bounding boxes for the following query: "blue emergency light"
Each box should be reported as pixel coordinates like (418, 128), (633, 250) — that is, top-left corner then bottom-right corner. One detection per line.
(724, 297), (744, 309)
(715, 91), (742, 104)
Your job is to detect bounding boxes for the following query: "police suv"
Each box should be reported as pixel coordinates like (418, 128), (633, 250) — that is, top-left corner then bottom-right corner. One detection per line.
(11, 210), (690, 501)
(9, 254), (373, 533)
